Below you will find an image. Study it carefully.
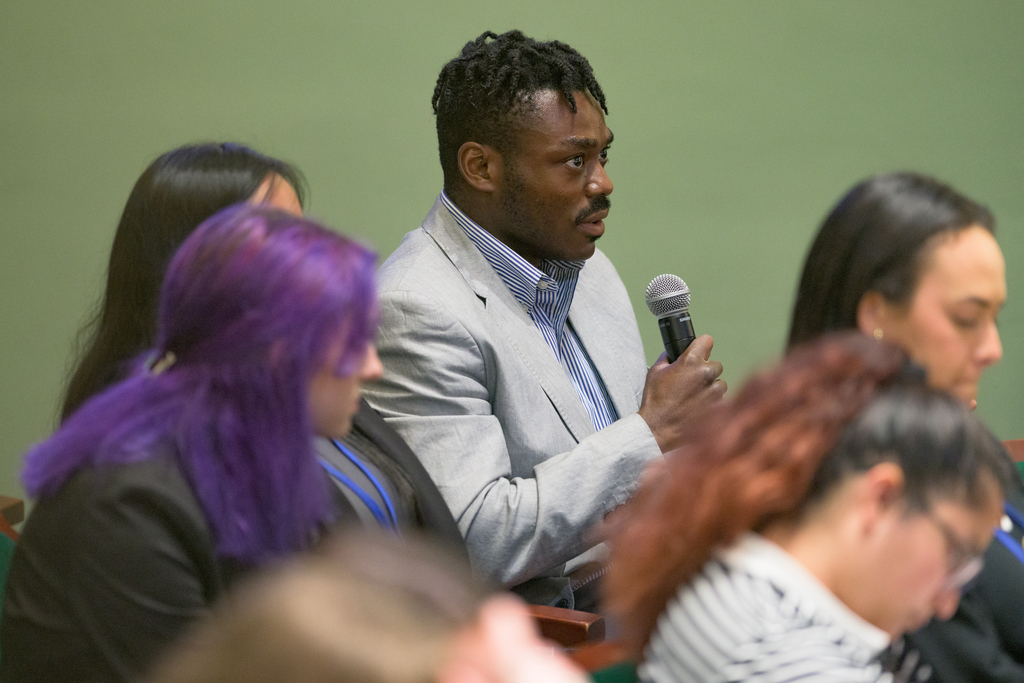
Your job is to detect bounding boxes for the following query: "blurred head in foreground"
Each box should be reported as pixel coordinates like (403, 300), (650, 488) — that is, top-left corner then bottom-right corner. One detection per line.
(148, 533), (588, 683)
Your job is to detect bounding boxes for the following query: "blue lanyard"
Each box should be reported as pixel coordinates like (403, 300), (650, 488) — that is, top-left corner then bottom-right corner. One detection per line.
(995, 501), (1024, 566)
(320, 440), (399, 533)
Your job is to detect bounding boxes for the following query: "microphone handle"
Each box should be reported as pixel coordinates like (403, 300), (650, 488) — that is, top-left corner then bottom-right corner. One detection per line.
(658, 311), (695, 363)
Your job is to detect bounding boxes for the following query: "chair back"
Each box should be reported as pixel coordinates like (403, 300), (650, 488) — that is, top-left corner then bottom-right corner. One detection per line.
(0, 514), (17, 544)
(0, 522), (14, 663)
(1003, 439), (1024, 464)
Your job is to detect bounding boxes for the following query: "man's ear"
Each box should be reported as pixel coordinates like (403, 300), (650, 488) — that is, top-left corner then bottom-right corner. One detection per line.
(457, 142), (503, 194)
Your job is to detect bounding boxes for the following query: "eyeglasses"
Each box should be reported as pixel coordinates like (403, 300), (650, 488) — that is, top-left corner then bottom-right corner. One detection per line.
(923, 512), (985, 592)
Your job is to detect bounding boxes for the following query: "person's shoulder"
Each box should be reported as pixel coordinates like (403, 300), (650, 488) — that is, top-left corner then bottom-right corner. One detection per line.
(376, 207), (485, 320)
(656, 559), (795, 652)
(377, 223), (425, 271)
(648, 561), (885, 683)
(377, 226), (464, 293)
(85, 449), (193, 499)
(11, 448), (217, 604)
(680, 558), (781, 627)
(34, 449), (207, 539)
(727, 590), (886, 683)
(727, 633), (887, 683)
(377, 198), (457, 287)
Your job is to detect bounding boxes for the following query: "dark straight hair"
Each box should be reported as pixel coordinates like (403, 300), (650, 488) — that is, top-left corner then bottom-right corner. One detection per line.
(26, 205), (377, 563)
(61, 142), (307, 421)
(803, 381), (1018, 515)
(787, 172), (994, 349)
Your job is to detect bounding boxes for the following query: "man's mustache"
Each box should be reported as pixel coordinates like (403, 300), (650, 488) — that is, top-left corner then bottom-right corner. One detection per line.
(576, 195), (611, 223)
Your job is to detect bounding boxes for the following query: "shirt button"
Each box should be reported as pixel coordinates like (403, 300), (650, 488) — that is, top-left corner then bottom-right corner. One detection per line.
(538, 281), (549, 290)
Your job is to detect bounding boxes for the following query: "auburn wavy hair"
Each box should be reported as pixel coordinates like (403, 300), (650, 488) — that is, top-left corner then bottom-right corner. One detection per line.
(603, 332), (907, 656)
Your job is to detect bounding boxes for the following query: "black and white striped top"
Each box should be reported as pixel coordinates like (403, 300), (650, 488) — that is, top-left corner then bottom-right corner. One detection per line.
(640, 533), (893, 683)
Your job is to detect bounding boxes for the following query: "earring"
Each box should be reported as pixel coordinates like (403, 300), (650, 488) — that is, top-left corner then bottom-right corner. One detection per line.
(873, 328), (884, 340)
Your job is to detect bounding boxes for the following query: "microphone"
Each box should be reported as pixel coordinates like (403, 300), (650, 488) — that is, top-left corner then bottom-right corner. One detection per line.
(645, 274), (695, 363)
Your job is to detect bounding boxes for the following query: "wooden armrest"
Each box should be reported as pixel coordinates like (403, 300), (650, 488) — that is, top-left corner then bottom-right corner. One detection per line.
(527, 604), (605, 647)
(0, 496), (24, 526)
(0, 496), (21, 542)
(567, 640), (632, 673)
(1003, 440), (1024, 464)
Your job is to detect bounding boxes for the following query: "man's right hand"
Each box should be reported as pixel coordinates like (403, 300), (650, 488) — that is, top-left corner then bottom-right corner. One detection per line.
(637, 335), (726, 453)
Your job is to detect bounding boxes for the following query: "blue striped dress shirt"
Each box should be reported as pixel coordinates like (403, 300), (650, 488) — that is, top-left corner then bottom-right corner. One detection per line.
(440, 192), (618, 430)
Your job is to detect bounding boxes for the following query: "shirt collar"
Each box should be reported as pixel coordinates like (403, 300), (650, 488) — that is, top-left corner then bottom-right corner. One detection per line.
(440, 192), (585, 312)
(719, 532), (892, 653)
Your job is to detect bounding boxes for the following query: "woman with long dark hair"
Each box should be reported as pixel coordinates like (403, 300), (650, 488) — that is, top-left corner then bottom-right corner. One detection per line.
(788, 172), (1004, 409)
(58, 143), (465, 549)
(61, 142), (306, 421)
(787, 173), (1020, 682)
(604, 334), (1016, 682)
(2, 206), (380, 681)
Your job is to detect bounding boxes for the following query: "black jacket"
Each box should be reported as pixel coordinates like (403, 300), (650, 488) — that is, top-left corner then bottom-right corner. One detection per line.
(1, 452), (236, 682)
(905, 487), (1024, 683)
(1, 402), (465, 682)
(343, 399), (467, 559)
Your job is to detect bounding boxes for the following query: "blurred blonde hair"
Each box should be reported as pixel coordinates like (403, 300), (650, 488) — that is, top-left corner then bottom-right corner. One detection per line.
(148, 532), (483, 683)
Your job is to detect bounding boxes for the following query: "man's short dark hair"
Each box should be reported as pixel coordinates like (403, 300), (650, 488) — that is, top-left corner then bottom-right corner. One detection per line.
(432, 30), (608, 194)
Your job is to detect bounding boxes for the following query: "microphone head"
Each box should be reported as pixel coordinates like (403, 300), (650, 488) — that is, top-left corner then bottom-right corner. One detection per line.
(645, 274), (691, 317)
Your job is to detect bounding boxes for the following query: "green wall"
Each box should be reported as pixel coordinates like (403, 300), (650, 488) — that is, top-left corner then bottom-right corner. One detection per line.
(2, 2), (1023, 506)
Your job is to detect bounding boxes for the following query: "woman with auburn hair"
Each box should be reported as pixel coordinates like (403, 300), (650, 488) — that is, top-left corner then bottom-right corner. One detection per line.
(2, 206), (381, 682)
(604, 334), (1017, 682)
(788, 172), (1021, 682)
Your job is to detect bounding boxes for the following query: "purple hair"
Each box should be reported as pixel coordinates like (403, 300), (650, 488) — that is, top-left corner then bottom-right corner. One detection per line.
(23, 205), (377, 563)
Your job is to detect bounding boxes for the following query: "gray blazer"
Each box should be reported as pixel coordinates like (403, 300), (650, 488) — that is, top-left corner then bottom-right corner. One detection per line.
(364, 196), (660, 589)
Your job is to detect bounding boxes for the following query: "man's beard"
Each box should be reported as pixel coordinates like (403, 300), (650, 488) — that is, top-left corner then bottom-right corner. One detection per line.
(499, 162), (531, 234)
(500, 162), (612, 240)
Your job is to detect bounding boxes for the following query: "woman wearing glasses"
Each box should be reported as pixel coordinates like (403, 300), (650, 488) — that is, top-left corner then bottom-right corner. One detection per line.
(603, 333), (1016, 682)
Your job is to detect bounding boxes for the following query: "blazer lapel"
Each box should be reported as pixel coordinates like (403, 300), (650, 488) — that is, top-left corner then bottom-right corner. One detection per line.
(350, 400), (468, 559)
(421, 198), (596, 443)
(569, 260), (643, 419)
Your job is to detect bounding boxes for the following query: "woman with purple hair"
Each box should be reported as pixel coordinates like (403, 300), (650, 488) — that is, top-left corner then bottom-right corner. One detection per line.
(0, 206), (383, 682)
(57, 142), (466, 555)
